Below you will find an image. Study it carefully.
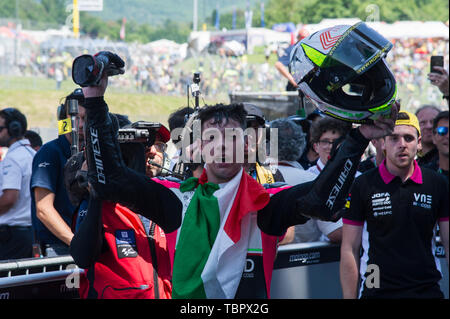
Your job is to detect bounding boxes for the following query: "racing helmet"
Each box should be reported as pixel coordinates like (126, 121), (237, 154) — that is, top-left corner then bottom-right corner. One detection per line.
(289, 21), (397, 123)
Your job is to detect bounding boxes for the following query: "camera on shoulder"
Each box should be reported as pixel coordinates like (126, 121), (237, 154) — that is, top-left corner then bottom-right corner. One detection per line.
(117, 121), (162, 147)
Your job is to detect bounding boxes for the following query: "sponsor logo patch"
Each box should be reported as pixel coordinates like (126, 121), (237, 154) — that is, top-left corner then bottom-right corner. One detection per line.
(115, 230), (138, 258)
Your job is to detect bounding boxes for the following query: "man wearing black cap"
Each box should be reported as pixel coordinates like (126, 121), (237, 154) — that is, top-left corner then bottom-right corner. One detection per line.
(30, 90), (86, 256)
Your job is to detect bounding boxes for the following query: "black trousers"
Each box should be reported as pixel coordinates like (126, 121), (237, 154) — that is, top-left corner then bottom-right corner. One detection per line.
(0, 225), (33, 260)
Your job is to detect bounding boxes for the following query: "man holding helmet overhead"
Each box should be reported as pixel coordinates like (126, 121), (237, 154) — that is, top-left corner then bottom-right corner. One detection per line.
(75, 27), (398, 297)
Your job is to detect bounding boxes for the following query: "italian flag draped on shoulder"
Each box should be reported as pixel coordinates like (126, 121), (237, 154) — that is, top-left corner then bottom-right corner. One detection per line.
(172, 168), (270, 299)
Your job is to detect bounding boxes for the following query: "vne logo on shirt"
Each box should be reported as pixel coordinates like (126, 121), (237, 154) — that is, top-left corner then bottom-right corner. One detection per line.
(413, 193), (432, 209)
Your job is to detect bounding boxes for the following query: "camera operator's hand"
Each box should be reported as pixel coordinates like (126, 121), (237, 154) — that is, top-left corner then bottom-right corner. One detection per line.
(359, 100), (399, 140)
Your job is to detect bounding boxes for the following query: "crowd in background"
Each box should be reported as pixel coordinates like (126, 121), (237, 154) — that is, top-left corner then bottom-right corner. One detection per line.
(1, 33), (448, 108)
(0, 24), (449, 300)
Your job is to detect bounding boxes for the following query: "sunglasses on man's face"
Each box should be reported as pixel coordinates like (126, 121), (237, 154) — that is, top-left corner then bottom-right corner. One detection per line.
(436, 126), (449, 136)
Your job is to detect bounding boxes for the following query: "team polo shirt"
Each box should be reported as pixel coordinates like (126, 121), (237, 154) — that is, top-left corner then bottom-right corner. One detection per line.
(343, 160), (449, 298)
(30, 135), (75, 245)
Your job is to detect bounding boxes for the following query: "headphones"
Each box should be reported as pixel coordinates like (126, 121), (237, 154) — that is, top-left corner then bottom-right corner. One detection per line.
(1, 108), (25, 138)
(57, 88), (85, 120)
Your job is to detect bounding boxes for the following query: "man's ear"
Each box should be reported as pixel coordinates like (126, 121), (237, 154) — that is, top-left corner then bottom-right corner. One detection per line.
(417, 136), (423, 153)
(380, 138), (387, 155)
(312, 142), (319, 154)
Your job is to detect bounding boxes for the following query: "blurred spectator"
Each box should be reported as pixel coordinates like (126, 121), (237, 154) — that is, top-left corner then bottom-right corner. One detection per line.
(415, 105), (441, 167)
(0, 108), (36, 260)
(307, 117), (353, 175)
(167, 106), (200, 179)
(294, 111), (322, 170)
(269, 118), (312, 185)
(428, 66), (449, 106)
(30, 91), (86, 256)
(24, 130), (43, 152)
(427, 111), (449, 178)
(55, 65), (63, 90)
(243, 103), (275, 184)
(359, 138), (386, 172)
(168, 107), (194, 147)
(145, 124), (171, 178)
(274, 28), (309, 91)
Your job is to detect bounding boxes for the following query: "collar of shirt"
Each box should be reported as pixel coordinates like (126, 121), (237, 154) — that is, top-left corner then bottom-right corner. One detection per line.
(56, 134), (72, 158)
(7, 139), (31, 152)
(277, 160), (304, 169)
(316, 158), (325, 172)
(378, 159), (423, 185)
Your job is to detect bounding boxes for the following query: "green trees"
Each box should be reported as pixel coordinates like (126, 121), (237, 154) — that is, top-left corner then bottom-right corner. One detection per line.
(0, 0), (447, 43)
(263, 0), (449, 25)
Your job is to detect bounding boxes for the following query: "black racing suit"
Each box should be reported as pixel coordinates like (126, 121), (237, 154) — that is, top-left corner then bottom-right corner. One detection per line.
(82, 96), (369, 236)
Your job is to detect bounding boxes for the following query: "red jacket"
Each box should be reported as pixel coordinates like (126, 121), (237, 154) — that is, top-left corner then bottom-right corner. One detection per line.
(79, 202), (172, 299)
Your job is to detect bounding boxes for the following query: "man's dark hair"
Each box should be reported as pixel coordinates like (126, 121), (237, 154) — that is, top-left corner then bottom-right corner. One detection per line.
(168, 106), (194, 132)
(65, 88), (85, 106)
(197, 103), (247, 130)
(111, 113), (131, 128)
(0, 108), (27, 137)
(396, 112), (410, 121)
(433, 110), (449, 132)
(310, 117), (352, 143)
(24, 130), (43, 148)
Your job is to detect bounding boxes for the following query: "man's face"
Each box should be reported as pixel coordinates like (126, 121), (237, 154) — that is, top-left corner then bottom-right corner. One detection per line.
(313, 130), (342, 165)
(432, 118), (449, 158)
(0, 116), (10, 147)
(66, 105), (86, 148)
(383, 125), (420, 169)
(145, 136), (166, 177)
(201, 117), (244, 183)
(244, 120), (264, 164)
(417, 107), (439, 145)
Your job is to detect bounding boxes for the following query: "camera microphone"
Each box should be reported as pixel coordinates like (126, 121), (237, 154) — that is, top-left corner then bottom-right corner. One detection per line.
(147, 160), (184, 179)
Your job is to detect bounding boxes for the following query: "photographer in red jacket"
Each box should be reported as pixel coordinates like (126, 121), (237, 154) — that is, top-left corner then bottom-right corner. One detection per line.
(68, 114), (173, 299)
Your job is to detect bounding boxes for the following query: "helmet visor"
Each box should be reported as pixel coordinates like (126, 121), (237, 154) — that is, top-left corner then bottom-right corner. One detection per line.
(320, 22), (392, 92)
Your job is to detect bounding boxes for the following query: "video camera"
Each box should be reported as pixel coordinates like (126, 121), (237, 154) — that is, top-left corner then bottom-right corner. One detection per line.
(117, 121), (161, 147)
(72, 51), (125, 87)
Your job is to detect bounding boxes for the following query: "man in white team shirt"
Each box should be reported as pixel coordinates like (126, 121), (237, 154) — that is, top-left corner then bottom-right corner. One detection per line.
(0, 108), (36, 260)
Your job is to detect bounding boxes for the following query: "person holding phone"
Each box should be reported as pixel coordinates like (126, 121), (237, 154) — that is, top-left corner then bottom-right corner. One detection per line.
(427, 56), (449, 107)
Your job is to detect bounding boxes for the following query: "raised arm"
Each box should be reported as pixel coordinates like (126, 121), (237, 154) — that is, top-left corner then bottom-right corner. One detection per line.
(82, 75), (182, 233)
(258, 103), (398, 235)
(258, 127), (369, 235)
